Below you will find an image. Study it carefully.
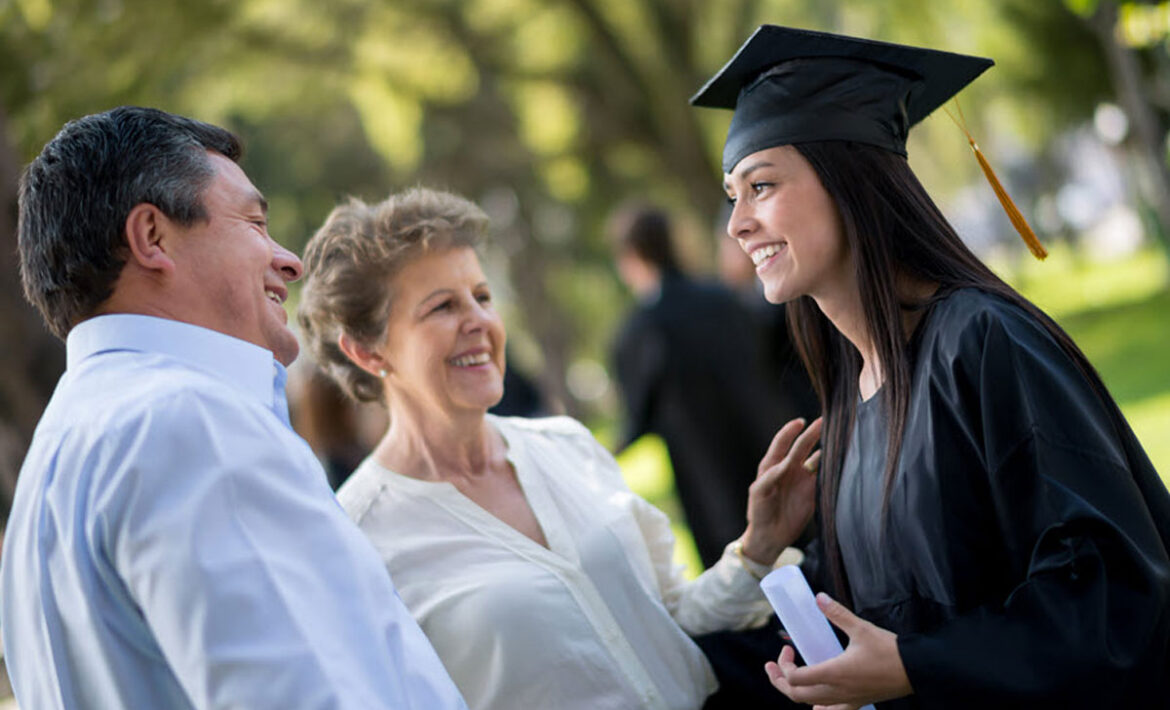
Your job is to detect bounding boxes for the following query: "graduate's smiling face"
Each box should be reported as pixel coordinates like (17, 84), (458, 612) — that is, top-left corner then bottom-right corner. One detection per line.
(377, 246), (506, 417)
(723, 145), (850, 304)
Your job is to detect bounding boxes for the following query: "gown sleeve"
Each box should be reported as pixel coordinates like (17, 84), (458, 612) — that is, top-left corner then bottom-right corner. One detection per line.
(896, 304), (1170, 708)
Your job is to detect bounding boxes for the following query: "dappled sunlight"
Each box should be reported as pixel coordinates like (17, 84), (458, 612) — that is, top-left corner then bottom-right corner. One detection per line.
(1057, 289), (1170, 406)
(669, 522), (703, 580)
(999, 249), (1170, 479)
(996, 245), (1169, 319)
(1124, 392), (1170, 488)
(505, 80), (580, 155)
(614, 433), (674, 502)
(613, 434), (704, 579)
(348, 74), (425, 173)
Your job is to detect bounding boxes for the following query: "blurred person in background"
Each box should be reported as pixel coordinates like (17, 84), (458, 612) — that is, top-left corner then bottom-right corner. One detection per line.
(487, 347), (546, 418)
(694, 25), (1170, 708)
(609, 203), (798, 569)
(297, 187), (815, 710)
(290, 364), (381, 490)
(0, 106), (467, 710)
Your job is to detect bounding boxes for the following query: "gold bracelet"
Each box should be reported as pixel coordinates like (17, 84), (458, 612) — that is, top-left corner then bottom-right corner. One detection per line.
(733, 540), (766, 582)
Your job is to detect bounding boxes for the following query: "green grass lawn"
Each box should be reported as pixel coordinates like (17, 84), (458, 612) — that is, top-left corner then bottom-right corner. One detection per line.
(612, 246), (1170, 579)
(1008, 246), (1170, 487)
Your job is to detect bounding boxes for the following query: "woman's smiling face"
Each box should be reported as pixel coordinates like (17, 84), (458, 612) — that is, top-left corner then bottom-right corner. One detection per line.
(723, 145), (851, 304)
(378, 246), (506, 417)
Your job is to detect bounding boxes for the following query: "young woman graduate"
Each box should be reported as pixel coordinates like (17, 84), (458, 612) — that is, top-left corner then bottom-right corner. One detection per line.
(691, 25), (1170, 709)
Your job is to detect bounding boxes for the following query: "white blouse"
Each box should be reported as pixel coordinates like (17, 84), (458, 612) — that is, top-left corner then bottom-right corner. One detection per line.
(337, 415), (777, 710)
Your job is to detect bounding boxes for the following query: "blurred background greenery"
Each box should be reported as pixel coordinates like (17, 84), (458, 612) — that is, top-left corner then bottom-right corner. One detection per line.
(2, 0), (1169, 584)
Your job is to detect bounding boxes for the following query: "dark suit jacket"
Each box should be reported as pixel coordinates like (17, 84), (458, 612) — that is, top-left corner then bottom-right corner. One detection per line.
(612, 272), (814, 567)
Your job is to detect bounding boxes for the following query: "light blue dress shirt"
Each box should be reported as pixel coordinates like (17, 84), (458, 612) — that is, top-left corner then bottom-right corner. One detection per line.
(0, 314), (468, 710)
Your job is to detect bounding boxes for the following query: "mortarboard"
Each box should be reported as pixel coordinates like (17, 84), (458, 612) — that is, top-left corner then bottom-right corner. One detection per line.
(691, 25), (1047, 259)
(690, 25), (993, 172)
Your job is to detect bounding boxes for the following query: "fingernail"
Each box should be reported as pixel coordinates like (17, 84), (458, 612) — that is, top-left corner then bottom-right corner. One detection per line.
(816, 592), (832, 604)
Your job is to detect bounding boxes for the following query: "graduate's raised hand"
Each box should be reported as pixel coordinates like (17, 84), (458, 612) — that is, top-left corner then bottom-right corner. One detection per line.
(765, 593), (912, 710)
(740, 416), (822, 565)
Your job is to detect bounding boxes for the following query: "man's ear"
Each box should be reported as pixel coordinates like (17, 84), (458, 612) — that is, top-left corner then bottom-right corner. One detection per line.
(338, 332), (390, 378)
(124, 203), (176, 275)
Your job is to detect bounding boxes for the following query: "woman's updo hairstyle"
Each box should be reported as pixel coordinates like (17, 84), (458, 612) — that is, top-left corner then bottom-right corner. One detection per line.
(297, 187), (488, 403)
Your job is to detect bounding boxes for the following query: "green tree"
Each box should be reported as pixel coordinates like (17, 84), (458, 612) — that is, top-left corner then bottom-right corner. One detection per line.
(1025, 0), (1170, 268)
(2, 0), (1157, 531)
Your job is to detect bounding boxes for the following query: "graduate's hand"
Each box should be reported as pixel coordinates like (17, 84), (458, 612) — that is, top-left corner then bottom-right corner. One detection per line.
(765, 593), (913, 710)
(741, 417), (822, 564)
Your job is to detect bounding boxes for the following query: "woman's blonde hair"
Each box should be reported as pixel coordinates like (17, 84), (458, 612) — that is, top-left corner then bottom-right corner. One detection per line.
(297, 187), (488, 403)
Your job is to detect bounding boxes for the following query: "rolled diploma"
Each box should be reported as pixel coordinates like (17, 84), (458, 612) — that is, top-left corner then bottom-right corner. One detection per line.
(760, 565), (875, 710)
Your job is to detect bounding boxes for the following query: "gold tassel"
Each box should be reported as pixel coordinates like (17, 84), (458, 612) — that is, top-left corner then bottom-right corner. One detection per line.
(944, 101), (1047, 260)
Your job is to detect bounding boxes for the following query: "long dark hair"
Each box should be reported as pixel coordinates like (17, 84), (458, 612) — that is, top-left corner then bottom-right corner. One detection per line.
(788, 140), (1114, 605)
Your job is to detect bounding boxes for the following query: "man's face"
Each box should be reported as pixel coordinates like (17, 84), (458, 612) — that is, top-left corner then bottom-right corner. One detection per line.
(167, 152), (303, 365)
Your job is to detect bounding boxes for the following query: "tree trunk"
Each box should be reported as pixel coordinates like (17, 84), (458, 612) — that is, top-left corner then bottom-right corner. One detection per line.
(1090, 0), (1170, 276)
(504, 209), (580, 419)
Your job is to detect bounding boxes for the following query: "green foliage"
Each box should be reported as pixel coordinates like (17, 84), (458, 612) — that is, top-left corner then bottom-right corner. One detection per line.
(4, 0), (1168, 576)
(1118, 1), (1170, 48)
(1008, 248), (1170, 485)
(997, 244), (1169, 318)
(613, 433), (704, 578)
(1125, 392), (1170, 487)
(1064, 0), (1101, 18)
(995, 0), (1112, 131)
(1062, 289), (1170, 406)
(2, 0), (1166, 422)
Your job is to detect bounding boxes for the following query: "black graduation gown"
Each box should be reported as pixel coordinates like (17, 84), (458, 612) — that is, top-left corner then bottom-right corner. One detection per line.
(612, 272), (790, 568)
(834, 287), (1170, 709)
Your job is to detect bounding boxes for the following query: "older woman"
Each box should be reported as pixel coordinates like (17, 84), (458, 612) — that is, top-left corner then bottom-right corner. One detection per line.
(296, 187), (819, 710)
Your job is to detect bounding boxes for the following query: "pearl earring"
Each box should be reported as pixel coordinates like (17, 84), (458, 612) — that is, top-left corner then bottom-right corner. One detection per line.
(378, 369), (387, 378)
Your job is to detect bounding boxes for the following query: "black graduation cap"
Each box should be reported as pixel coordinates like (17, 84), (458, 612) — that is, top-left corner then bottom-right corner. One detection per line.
(690, 25), (994, 173)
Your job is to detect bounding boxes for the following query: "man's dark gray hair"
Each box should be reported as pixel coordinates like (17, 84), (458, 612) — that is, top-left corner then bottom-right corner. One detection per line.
(17, 106), (243, 339)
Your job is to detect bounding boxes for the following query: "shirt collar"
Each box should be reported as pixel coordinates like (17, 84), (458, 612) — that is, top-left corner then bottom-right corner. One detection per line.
(66, 314), (286, 414)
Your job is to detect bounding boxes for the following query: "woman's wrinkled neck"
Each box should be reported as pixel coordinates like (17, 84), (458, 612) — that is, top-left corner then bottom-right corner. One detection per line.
(373, 397), (503, 482)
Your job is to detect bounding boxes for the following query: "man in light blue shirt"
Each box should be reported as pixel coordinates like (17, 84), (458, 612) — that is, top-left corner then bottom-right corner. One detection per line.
(0, 107), (468, 709)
